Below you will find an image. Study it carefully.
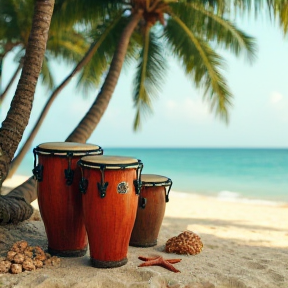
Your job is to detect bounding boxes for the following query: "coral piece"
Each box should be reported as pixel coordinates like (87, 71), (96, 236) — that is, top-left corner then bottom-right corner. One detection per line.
(165, 231), (203, 255)
(138, 255), (181, 273)
(6, 251), (17, 261)
(1, 241), (60, 274)
(11, 241), (28, 253)
(33, 259), (43, 269)
(13, 253), (25, 264)
(24, 250), (33, 258)
(10, 264), (22, 274)
(22, 259), (36, 271)
(50, 256), (61, 266)
(45, 253), (51, 259)
(0, 260), (12, 273)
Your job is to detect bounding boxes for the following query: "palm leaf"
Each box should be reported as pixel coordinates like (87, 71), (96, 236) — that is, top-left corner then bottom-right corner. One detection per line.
(171, 2), (257, 62)
(133, 29), (167, 130)
(40, 57), (54, 90)
(165, 14), (232, 121)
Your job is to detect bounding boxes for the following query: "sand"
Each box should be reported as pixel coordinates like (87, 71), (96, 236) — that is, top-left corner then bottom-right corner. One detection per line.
(1, 175), (287, 288)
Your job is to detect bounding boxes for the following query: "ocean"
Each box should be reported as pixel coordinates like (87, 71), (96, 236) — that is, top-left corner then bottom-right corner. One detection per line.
(16, 148), (288, 204)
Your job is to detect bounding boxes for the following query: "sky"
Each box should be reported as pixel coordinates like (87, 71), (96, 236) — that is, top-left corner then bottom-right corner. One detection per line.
(1, 13), (288, 148)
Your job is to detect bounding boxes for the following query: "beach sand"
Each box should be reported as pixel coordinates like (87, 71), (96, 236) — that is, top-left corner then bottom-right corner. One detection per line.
(1, 175), (287, 288)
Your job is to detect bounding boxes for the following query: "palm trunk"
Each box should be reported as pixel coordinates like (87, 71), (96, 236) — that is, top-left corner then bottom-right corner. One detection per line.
(7, 14), (122, 179)
(0, 61), (23, 105)
(0, 0), (55, 225)
(66, 11), (143, 142)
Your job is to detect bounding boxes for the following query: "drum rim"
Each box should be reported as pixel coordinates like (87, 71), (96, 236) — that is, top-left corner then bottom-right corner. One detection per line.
(78, 158), (141, 170)
(141, 174), (172, 187)
(34, 142), (103, 156)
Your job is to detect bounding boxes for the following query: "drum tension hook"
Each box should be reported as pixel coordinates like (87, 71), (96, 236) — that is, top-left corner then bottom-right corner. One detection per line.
(65, 152), (74, 186)
(80, 178), (88, 194)
(97, 165), (108, 198)
(32, 148), (43, 181)
(134, 160), (143, 195)
(139, 197), (147, 209)
(32, 165), (43, 182)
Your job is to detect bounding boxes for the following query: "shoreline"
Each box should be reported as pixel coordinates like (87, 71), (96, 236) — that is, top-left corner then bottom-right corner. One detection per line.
(3, 174), (287, 207)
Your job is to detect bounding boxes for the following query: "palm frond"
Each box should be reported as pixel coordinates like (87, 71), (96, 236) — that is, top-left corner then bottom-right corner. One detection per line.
(40, 57), (54, 90)
(170, 2), (257, 62)
(76, 12), (125, 93)
(133, 29), (167, 130)
(165, 14), (232, 121)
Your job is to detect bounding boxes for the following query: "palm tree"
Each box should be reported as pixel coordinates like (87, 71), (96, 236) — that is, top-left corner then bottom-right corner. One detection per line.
(66, 0), (256, 140)
(0, 0), (55, 225)
(0, 0), (90, 104)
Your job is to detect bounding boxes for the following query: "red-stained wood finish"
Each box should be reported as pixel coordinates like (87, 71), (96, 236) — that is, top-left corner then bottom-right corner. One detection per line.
(37, 155), (88, 256)
(81, 167), (138, 268)
(35, 143), (102, 257)
(129, 185), (166, 247)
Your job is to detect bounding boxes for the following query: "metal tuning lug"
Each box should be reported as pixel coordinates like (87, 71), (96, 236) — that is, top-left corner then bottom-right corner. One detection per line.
(133, 180), (142, 195)
(65, 169), (74, 186)
(32, 165), (44, 182)
(97, 165), (108, 198)
(97, 182), (108, 198)
(65, 152), (74, 185)
(139, 197), (147, 209)
(79, 178), (88, 194)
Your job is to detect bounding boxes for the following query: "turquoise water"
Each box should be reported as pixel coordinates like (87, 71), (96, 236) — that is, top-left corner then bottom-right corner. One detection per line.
(16, 148), (288, 203)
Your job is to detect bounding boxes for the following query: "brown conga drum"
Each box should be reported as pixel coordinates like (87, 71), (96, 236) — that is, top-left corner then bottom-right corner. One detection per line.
(129, 174), (172, 247)
(33, 142), (103, 257)
(78, 155), (143, 268)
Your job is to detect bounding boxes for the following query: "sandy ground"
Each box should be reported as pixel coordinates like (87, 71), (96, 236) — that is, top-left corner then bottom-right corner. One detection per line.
(1, 176), (288, 288)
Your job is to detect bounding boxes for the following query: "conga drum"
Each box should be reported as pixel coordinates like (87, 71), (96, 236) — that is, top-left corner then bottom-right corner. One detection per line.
(32, 142), (103, 257)
(78, 155), (143, 268)
(129, 174), (172, 247)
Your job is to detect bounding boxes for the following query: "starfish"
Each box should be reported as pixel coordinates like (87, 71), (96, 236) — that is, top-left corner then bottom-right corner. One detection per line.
(138, 255), (182, 273)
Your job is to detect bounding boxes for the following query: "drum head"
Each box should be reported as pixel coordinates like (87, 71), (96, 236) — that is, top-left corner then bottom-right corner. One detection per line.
(79, 155), (139, 169)
(141, 174), (170, 185)
(35, 142), (102, 155)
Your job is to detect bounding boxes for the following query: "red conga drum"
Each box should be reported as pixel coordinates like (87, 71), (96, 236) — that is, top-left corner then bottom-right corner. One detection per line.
(33, 142), (103, 257)
(78, 155), (143, 268)
(129, 174), (172, 247)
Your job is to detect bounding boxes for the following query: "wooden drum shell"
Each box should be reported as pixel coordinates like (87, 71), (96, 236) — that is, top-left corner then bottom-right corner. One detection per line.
(81, 166), (138, 268)
(129, 185), (166, 247)
(37, 154), (88, 256)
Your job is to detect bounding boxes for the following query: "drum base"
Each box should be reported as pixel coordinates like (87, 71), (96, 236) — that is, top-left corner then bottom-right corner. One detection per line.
(90, 257), (128, 268)
(129, 240), (157, 248)
(48, 246), (87, 257)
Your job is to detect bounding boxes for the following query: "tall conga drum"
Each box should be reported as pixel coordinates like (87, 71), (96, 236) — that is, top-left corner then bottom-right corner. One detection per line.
(78, 155), (143, 268)
(33, 142), (103, 257)
(129, 174), (172, 247)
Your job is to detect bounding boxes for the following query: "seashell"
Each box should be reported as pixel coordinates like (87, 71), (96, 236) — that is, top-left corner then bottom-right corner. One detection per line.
(165, 230), (204, 255)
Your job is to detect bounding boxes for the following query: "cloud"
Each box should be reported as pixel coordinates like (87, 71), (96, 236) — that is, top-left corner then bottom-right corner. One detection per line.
(269, 91), (288, 122)
(270, 92), (283, 104)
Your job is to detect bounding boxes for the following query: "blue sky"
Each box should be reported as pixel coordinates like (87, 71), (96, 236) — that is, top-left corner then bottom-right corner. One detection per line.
(1, 14), (288, 148)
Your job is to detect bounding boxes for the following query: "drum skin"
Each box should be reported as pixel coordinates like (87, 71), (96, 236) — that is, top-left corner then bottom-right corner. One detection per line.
(37, 154), (88, 256)
(130, 185), (166, 247)
(81, 167), (138, 268)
